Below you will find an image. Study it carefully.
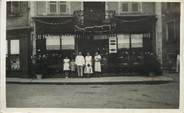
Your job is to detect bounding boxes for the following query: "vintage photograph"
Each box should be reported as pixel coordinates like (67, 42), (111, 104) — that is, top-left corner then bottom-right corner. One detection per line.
(5, 1), (180, 108)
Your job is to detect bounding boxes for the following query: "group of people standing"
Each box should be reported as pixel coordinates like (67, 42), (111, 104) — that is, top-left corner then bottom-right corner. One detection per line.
(63, 51), (102, 78)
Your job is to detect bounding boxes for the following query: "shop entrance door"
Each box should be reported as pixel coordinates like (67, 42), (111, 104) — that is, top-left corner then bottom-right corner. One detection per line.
(78, 35), (108, 56)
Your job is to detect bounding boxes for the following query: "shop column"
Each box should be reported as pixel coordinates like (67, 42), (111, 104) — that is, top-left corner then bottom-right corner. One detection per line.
(155, 3), (163, 67)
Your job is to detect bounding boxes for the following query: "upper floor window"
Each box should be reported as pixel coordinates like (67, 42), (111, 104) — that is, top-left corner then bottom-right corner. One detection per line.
(7, 1), (22, 17)
(49, 1), (57, 14)
(48, 1), (69, 14)
(120, 2), (142, 13)
(59, 1), (67, 13)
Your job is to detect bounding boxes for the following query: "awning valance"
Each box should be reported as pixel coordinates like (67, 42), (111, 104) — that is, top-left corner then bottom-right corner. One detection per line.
(33, 16), (75, 35)
(113, 15), (157, 33)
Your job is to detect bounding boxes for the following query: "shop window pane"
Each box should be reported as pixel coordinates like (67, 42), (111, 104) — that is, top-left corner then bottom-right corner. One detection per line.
(46, 36), (60, 50)
(132, 3), (139, 12)
(118, 34), (130, 49)
(131, 34), (143, 48)
(10, 40), (20, 54)
(62, 35), (75, 50)
(10, 56), (20, 71)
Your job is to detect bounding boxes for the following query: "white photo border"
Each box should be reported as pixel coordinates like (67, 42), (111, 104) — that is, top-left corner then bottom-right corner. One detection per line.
(0, 0), (184, 113)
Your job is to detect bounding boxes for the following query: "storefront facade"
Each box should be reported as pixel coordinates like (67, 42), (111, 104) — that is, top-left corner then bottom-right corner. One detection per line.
(6, 2), (31, 77)
(30, 2), (161, 75)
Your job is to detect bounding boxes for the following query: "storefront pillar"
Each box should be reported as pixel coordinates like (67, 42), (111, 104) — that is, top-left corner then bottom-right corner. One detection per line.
(155, 3), (163, 66)
(32, 21), (36, 56)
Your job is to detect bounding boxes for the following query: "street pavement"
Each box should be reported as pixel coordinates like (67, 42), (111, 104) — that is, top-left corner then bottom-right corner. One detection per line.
(6, 73), (179, 108)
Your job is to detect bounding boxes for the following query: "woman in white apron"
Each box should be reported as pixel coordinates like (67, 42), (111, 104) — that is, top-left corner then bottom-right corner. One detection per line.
(63, 57), (70, 78)
(94, 52), (102, 77)
(84, 52), (93, 77)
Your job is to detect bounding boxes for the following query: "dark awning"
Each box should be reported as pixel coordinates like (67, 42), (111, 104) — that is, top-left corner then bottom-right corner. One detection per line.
(33, 16), (75, 35)
(113, 15), (157, 33)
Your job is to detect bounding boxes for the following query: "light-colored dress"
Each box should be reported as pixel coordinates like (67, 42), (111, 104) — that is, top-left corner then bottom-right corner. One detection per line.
(63, 58), (70, 71)
(84, 56), (93, 74)
(94, 55), (102, 72)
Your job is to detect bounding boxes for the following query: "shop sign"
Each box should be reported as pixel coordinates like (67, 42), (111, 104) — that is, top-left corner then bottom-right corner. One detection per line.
(109, 36), (117, 53)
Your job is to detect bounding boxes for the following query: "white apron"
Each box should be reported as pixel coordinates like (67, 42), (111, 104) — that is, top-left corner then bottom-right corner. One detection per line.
(94, 55), (102, 72)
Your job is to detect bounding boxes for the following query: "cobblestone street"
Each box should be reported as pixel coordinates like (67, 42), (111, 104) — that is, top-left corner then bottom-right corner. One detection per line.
(6, 74), (179, 108)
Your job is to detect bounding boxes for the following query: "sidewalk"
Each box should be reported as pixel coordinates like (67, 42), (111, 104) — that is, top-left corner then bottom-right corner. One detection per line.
(6, 75), (174, 84)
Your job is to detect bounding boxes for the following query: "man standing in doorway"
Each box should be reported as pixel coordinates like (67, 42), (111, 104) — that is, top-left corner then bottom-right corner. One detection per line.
(75, 52), (85, 77)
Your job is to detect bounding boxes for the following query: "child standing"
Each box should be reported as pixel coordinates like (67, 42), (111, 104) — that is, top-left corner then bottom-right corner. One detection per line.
(63, 57), (70, 78)
(84, 52), (93, 78)
(85, 64), (93, 78)
(70, 59), (76, 77)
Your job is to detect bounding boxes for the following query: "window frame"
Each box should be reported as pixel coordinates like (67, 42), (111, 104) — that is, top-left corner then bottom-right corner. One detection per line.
(119, 2), (142, 13)
(7, 1), (23, 17)
(48, 1), (70, 15)
(48, 1), (58, 14)
(58, 1), (67, 14)
(166, 20), (176, 42)
(6, 39), (21, 71)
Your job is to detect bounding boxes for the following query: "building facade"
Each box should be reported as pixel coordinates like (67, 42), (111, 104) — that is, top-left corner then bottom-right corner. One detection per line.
(161, 2), (180, 72)
(29, 1), (160, 74)
(6, 1), (180, 77)
(6, 1), (31, 77)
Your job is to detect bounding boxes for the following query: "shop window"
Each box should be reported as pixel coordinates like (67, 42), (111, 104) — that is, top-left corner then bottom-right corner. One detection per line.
(9, 40), (20, 71)
(120, 2), (141, 13)
(7, 1), (22, 17)
(131, 34), (143, 48)
(48, 1), (68, 14)
(46, 36), (61, 50)
(10, 40), (20, 54)
(117, 34), (130, 49)
(62, 35), (75, 50)
(46, 35), (75, 50)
